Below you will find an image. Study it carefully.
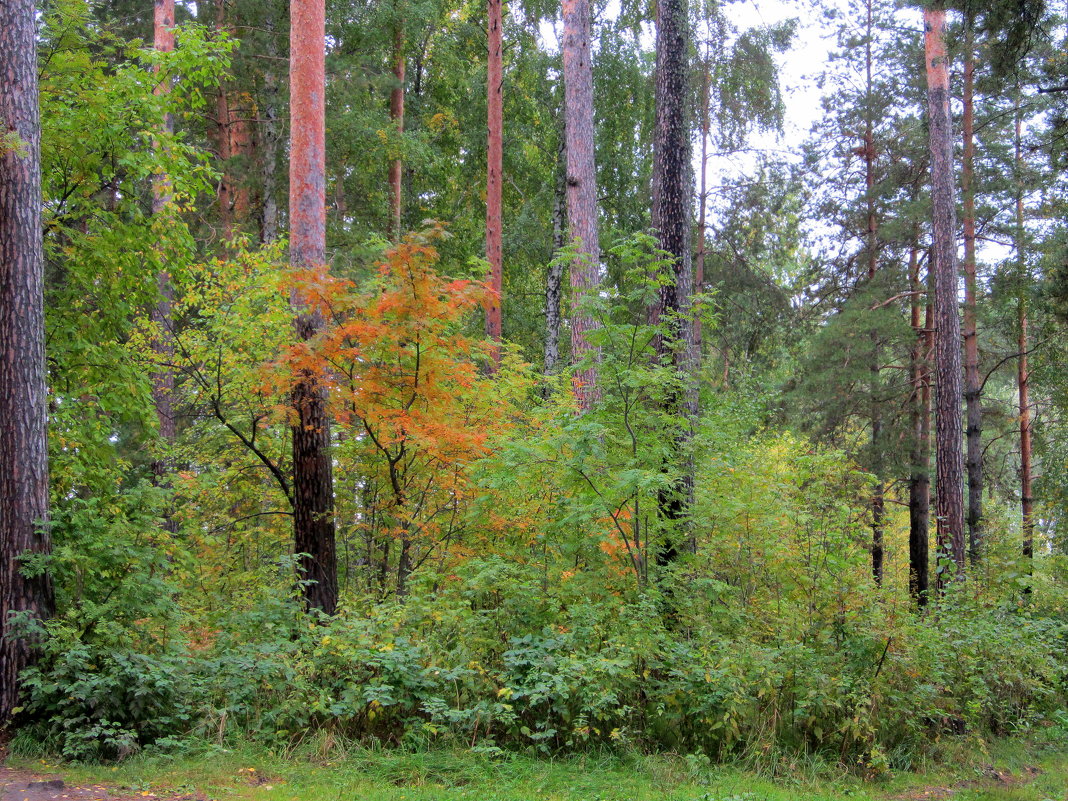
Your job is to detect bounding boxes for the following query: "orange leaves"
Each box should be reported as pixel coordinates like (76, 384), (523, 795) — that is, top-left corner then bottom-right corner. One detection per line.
(273, 226), (524, 573)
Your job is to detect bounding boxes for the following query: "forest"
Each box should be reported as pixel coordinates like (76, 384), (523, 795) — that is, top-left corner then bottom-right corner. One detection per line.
(3, 0), (1068, 798)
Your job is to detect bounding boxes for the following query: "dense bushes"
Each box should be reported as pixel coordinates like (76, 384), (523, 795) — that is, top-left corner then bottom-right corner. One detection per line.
(17, 559), (1068, 765)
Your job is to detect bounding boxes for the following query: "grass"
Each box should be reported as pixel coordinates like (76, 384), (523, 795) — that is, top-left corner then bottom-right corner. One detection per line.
(10, 735), (1068, 801)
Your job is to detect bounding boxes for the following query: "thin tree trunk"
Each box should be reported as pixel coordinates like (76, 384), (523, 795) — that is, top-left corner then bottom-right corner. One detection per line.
(909, 243), (931, 607)
(389, 19), (405, 242)
(215, 0), (234, 238)
(544, 128), (566, 374)
(562, 0), (600, 409)
(962, 15), (983, 562)
(290, 0), (337, 615)
(1015, 94), (1034, 570)
(651, 0), (693, 567)
(151, 0), (177, 497)
(694, 39), (711, 364)
(0, 0), (54, 724)
(260, 5), (282, 245)
(865, 0), (884, 585)
(485, 0), (503, 366)
(924, 6), (966, 587)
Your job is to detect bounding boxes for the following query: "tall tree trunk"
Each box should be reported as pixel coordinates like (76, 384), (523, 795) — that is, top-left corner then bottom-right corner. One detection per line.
(485, 0), (503, 366)
(924, 6), (966, 587)
(562, 0), (600, 409)
(389, 18), (405, 242)
(694, 39), (711, 366)
(544, 128), (566, 375)
(962, 15), (983, 562)
(1015, 94), (1034, 571)
(651, 0), (693, 566)
(865, 0), (884, 585)
(260, 4), (282, 245)
(151, 0), (177, 495)
(290, 0), (337, 615)
(909, 244), (931, 607)
(0, 0), (54, 725)
(215, 0), (234, 238)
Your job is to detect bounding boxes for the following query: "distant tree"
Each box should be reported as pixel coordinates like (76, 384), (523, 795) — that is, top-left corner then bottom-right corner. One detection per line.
(150, 0), (177, 504)
(485, 0), (503, 365)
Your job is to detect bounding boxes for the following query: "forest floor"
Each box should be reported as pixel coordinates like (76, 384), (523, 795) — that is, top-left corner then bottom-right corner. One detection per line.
(4, 738), (1068, 801)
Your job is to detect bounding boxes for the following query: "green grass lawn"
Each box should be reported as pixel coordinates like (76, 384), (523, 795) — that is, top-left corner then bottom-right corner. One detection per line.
(13, 738), (1068, 801)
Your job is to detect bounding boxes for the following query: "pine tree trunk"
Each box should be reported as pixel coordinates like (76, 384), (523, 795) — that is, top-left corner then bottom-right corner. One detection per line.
(865, 0), (884, 585)
(1015, 97), (1034, 570)
(924, 6), (966, 586)
(260, 5), (282, 245)
(651, 0), (693, 566)
(290, 0), (337, 615)
(962, 16), (983, 562)
(0, 0), (54, 725)
(215, 0), (234, 238)
(389, 19), (405, 242)
(694, 40), (711, 364)
(544, 128), (565, 375)
(562, 0), (600, 409)
(151, 0), (177, 496)
(909, 244), (931, 606)
(485, 0), (503, 366)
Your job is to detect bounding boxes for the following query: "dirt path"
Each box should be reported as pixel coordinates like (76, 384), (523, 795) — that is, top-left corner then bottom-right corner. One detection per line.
(0, 767), (204, 801)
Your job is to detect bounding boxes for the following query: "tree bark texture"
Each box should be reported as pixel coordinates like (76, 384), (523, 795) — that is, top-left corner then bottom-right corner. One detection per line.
(924, 7), (966, 586)
(909, 245), (931, 606)
(651, 0), (694, 566)
(544, 129), (565, 375)
(151, 0), (177, 490)
(485, 0), (503, 366)
(961, 17), (983, 563)
(562, 0), (600, 410)
(651, 0), (693, 356)
(290, 0), (338, 615)
(0, 0), (54, 724)
(214, 1), (252, 240)
(260, 5), (282, 245)
(389, 20), (405, 242)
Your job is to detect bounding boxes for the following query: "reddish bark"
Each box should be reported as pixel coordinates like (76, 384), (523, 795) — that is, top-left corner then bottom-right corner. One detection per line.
(0, 0), (54, 724)
(562, 0), (600, 408)
(485, 0), (503, 365)
(924, 7), (966, 586)
(290, 0), (337, 615)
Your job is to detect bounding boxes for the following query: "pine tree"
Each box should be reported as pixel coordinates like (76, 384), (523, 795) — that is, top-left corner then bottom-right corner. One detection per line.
(290, 0), (338, 614)
(0, 0), (54, 724)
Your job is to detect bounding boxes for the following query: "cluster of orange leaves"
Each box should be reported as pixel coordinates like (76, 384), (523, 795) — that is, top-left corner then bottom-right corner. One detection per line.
(274, 229), (521, 568)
